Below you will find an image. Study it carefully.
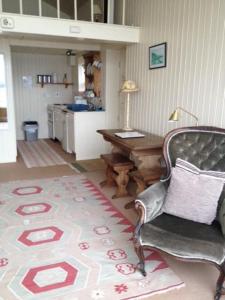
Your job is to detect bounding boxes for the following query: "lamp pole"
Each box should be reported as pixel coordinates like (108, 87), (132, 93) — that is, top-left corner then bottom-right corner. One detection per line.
(124, 92), (132, 131)
(177, 106), (199, 126)
(120, 80), (138, 131)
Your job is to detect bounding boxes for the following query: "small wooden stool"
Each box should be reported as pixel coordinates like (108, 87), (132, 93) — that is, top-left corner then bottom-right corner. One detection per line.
(130, 167), (163, 195)
(100, 153), (134, 199)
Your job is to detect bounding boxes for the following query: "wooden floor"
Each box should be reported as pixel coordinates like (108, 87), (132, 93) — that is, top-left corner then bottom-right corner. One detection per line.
(0, 139), (220, 300)
(72, 158), (106, 172)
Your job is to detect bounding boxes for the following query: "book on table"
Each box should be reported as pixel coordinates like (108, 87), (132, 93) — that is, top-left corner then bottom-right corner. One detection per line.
(114, 131), (145, 139)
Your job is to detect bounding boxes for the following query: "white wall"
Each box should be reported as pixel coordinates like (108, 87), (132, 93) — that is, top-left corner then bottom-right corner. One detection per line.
(0, 38), (17, 163)
(125, 0), (225, 135)
(12, 52), (73, 139)
(114, 0), (123, 25)
(102, 48), (125, 129)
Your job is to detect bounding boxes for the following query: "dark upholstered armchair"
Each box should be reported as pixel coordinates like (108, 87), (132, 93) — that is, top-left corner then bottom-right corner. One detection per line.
(134, 126), (225, 300)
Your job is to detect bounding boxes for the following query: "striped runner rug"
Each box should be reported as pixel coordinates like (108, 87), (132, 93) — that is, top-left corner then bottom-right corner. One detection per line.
(17, 140), (67, 168)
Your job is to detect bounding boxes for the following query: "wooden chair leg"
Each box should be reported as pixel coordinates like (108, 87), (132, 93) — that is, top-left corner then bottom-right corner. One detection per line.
(112, 169), (130, 199)
(134, 244), (146, 276)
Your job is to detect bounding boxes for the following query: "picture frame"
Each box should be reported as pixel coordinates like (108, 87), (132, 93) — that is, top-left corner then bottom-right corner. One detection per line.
(149, 42), (167, 69)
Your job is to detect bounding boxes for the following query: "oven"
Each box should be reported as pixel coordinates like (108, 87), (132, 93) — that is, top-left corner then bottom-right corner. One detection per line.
(47, 105), (55, 139)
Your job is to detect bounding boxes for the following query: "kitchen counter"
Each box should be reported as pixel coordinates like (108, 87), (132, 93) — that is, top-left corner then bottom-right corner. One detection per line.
(52, 104), (105, 113)
(52, 104), (107, 159)
(64, 109), (105, 113)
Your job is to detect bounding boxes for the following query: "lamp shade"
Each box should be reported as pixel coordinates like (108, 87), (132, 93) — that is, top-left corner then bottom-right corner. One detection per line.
(121, 80), (139, 93)
(169, 109), (179, 122)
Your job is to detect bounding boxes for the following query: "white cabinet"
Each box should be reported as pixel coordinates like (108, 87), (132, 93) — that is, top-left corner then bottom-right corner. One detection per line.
(74, 111), (107, 160)
(53, 106), (107, 159)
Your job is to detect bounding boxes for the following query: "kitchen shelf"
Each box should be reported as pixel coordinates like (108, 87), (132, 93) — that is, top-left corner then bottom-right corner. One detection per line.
(37, 82), (73, 88)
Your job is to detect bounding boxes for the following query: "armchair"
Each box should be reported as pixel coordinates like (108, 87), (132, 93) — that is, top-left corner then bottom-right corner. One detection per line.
(134, 126), (225, 300)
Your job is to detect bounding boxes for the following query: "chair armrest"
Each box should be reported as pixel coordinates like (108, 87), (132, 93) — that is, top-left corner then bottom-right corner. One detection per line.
(218, 190), (225, 236)
(135, 181), (168, 224)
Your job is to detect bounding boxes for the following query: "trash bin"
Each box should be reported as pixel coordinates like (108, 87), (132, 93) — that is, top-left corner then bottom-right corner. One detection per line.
(23, 121), (38, 141)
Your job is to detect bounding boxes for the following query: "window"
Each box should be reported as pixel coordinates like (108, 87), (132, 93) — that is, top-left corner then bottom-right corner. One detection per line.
(60, 0), (74, 20)
(78, 56), (85, 92)
(93, 0), (106, 23)
(22, 0), (39, 16)
(0, 54), (8, 123)
(77, 0), (91, 21)
(41, 0), (57, 18)
(2, 0), (20, 13)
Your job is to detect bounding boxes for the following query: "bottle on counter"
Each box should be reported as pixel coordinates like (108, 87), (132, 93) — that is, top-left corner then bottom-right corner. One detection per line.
(63, 73), (67, 84)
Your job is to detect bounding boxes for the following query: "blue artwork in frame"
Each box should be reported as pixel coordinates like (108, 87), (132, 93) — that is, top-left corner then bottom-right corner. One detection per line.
(149, 42), (167, 69)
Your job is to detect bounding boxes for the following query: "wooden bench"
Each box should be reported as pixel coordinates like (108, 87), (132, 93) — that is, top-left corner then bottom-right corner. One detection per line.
(100, 153), (134, 199)
(130, 167), (164, 195)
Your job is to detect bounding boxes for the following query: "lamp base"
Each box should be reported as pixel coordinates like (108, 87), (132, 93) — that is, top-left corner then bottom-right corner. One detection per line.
(122, 126), (133, 131)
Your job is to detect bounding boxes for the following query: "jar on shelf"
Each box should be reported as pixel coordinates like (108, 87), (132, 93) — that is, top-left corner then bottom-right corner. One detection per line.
(43, 75), (48, 83)
(37, 75), (42, 84)
(47, 75), (52, 83)
(52, 73), (57, 83)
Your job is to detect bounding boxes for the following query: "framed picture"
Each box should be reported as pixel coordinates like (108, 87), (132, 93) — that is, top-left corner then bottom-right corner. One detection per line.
(149, 42), (167, 69)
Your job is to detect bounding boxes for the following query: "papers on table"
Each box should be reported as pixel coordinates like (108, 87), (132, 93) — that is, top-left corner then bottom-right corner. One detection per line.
(115, 131), (145, 139)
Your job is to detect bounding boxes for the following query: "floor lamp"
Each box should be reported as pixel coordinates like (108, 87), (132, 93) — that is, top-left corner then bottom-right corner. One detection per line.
(121, 80), (139, 131)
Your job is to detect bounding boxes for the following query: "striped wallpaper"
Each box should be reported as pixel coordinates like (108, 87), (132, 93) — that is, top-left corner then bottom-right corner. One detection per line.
(125, 0), (225, 136)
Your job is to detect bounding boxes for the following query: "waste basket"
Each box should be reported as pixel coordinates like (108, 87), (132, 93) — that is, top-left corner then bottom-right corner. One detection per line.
(23, 121), (38, 141)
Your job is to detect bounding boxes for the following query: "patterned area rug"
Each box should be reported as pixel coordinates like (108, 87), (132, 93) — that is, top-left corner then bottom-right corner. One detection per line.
(0, 175), (184, 299)
(17, 140), (67, 168)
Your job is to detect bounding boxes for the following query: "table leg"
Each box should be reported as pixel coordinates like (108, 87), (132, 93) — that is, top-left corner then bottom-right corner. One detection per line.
(100, 165), (115, 187)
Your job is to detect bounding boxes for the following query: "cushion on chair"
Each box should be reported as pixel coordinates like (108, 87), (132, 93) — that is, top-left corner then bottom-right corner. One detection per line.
(162, 158), (225, 225)
(141, 213), (225, 265)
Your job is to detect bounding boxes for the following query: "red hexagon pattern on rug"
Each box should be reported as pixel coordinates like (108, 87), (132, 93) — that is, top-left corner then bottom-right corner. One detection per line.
(21, 262), (77, 293)
(15, 203), (51, 216)
(13, 186), (43, 196)
(18, 226), (64, 246)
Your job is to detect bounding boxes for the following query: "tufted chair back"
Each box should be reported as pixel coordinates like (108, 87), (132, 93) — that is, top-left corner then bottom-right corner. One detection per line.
(163, 126), (225, 180)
